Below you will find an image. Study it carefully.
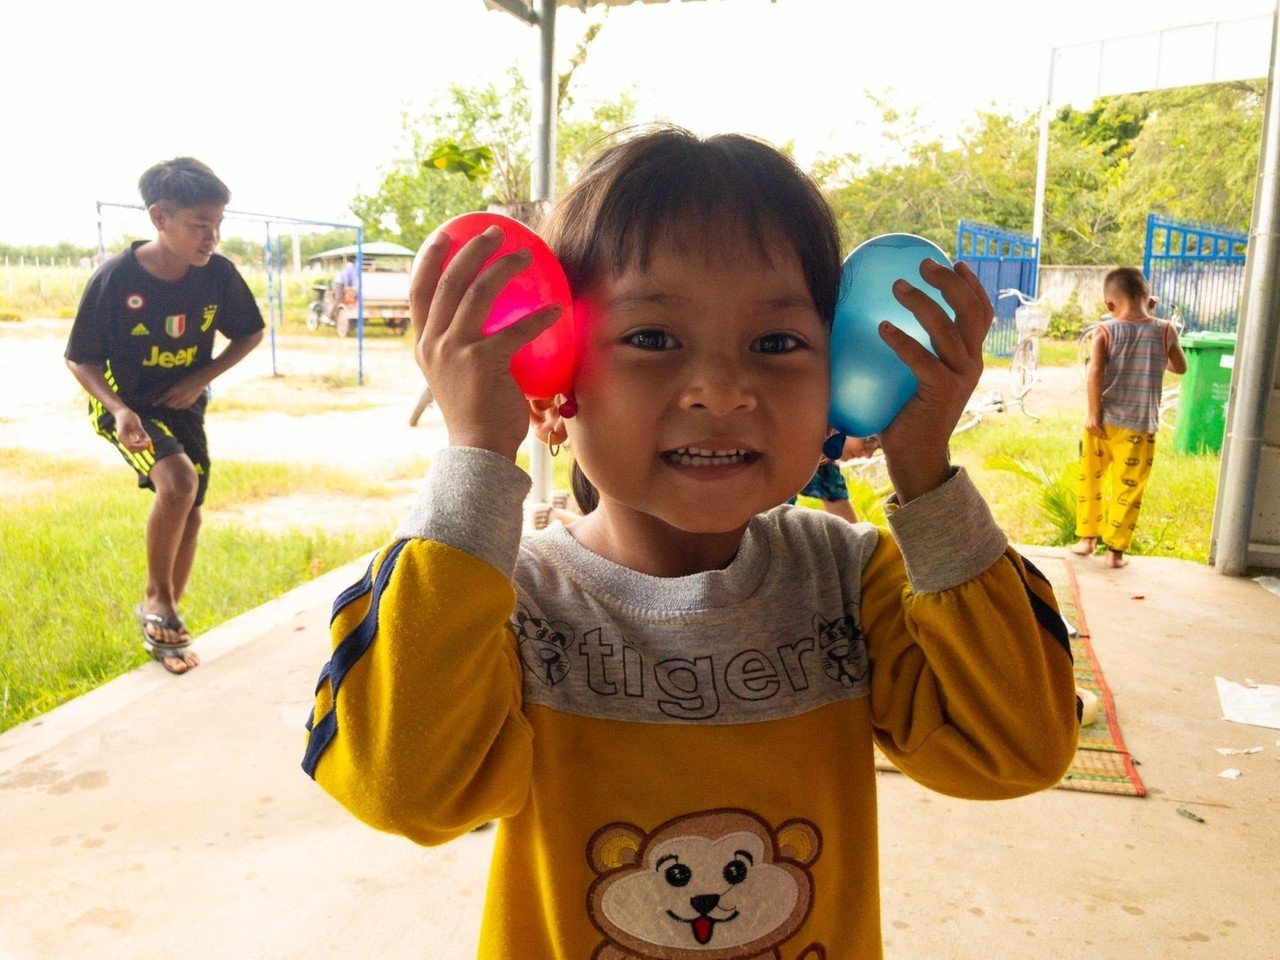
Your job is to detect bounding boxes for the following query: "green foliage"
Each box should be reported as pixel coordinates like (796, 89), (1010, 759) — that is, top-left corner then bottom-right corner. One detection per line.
(0, 241), (96, 263)
(424, 141), (496, 182)
(0, 450), (393, 732)
(1047, 291), (1087, 341)
(817, 103), (1038, 254)
(350, 20), (634, 250)
(814, 82), (1263, 265)
(844, 470), (892, 527)
(985, 454), (1078, 544)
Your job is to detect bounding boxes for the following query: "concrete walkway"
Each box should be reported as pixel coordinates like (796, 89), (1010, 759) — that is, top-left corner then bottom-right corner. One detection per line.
(2, 550), (1278, 959)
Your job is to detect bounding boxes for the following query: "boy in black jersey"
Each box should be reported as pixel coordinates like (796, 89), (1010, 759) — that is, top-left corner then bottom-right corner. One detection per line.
(65, 158), (264, 673)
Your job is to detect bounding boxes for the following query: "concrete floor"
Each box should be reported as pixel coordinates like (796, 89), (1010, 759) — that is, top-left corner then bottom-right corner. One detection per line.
(1, 549), (1277, 959)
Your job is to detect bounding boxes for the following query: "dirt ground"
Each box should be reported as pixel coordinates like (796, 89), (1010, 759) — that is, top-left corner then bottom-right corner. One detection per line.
(0, 318), (1088, 531)
(0, 319), (453, 531)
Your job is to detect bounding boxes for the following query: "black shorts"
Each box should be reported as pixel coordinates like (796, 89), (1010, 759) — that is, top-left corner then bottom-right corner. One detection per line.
(90, 391), (211, 506)
(789, 461), (850, 505)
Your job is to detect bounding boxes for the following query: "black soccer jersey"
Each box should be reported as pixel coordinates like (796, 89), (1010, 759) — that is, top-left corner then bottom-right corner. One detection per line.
(65, 241), (265, 406)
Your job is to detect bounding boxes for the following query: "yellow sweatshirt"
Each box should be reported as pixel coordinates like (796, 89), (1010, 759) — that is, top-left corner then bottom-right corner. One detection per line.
(304, 448), (1078, 960)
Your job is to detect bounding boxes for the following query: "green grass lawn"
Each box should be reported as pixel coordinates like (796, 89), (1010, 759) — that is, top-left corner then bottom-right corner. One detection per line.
(951, 411), (1218, 560)
(0, 450), (401, 733)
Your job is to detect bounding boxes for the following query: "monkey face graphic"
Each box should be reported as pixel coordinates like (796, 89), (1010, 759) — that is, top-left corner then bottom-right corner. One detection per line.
(587, 809), (822, 959)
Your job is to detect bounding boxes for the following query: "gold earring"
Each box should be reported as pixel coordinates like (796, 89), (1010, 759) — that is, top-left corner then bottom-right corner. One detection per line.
(547, 437), (561, 457)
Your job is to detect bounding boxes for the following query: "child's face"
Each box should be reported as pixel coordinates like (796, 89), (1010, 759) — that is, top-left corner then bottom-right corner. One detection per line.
(153, 203), (223, 267)
(565, 229), (830, 535)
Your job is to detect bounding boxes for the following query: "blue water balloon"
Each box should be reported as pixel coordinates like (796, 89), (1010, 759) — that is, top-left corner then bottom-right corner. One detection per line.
(828, 233), (956, 440)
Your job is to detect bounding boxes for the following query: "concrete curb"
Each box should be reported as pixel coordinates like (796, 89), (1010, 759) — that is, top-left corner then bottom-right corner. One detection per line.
(0, 553), (374, 776)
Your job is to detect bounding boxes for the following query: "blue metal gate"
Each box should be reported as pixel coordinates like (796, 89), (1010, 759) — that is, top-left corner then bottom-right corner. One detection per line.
(955, 220), (1039, 356)
(1144, 214), (1247, 333)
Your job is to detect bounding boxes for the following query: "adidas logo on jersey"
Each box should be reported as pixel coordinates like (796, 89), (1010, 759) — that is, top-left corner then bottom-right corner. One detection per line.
(131, 323), (150, 336)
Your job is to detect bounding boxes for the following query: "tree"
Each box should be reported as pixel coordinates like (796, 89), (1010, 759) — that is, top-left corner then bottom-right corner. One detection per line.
(350, 20), (633, 248)
(814, 83), (1263, 265)
(816, 100), (1039, 254)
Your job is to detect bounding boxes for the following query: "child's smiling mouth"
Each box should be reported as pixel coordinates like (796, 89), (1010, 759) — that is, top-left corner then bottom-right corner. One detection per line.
(661, 445), (761, 469)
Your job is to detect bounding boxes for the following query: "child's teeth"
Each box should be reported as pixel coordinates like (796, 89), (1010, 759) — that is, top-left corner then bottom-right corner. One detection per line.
(672, 448), (749, 466)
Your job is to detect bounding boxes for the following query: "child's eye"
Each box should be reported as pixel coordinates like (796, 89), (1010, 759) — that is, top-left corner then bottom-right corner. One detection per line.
(753, 333), (803, 354)
(624, 329), (678, 351)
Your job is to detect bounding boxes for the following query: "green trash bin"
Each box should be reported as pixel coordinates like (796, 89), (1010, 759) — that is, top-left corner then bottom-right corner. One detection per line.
(1172, 331), (1236, 454)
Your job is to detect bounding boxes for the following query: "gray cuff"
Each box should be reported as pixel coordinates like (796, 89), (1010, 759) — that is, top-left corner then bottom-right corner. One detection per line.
(393, 446), (532, 577)
(886, 467), (1008, 594)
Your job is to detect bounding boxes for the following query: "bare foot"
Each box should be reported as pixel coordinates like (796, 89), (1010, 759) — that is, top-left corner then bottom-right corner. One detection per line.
(1105, 550), (1129, 569)
(1069, 539), (1097, 556)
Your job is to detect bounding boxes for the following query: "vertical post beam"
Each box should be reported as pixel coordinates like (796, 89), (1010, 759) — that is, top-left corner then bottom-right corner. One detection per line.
(1214, 1), (1280, 574)
(528, 0), (557, 505)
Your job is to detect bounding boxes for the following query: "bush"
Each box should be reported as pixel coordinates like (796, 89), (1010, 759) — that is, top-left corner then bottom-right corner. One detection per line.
(0, 312), (22, 322)
(1047, 291), (1087, 341)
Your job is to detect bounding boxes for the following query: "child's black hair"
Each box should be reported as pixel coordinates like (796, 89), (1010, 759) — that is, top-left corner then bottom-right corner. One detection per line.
(541, 126), (843, 515)
(1104, 266), (1150, 306)
(138, 157), (231, 210)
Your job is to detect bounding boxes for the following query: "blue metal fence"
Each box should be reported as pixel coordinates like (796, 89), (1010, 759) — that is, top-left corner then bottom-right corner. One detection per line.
(956, 220), (1039, 356)
(1144, 214), (1247, 333)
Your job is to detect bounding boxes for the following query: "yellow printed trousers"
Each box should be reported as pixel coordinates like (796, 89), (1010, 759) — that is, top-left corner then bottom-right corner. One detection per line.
(1075, 425), (1157, 552)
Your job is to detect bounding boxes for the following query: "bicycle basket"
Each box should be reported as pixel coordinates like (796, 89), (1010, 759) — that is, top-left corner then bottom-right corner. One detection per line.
(1015, 304), (1049, 336)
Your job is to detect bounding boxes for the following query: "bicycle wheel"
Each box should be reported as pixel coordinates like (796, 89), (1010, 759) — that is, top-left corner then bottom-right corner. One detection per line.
(1010, 338), (1038, 400)
(1077, 324), (1098, 376)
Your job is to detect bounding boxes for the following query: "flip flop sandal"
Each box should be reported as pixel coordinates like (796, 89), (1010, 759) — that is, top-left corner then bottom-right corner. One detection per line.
(134, 605), (194, 674)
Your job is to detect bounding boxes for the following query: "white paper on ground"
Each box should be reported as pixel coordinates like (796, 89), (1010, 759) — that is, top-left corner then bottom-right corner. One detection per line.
(1214, 746), (1263, 755)
(1216, 676), (1280, 730)
(1218, 768), (1242, 779)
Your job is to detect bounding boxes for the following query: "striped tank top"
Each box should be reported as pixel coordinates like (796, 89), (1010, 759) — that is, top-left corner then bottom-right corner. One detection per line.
(1099, 318), (1171, 433)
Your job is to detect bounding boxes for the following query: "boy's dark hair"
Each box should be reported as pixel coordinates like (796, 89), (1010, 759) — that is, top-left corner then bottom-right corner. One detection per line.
(1104, 267), (1150, 304)
(543, 126), (843, 515)
(138, 157), (231, 210)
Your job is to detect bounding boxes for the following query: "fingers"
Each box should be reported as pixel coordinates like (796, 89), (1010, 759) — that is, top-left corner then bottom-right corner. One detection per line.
(121, 430), (151, 453)
(952, 261), (995, 352)
(892, 268), (967, 372)
(891, 259), (993, 372)
(410, 231), (450, 346)
(485, 302), (563, 355)
(877, 319), (937, 378)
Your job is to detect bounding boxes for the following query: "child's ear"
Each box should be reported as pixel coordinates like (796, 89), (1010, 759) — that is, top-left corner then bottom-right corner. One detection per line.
(528, 396), (568, 446)
(147, 204), (169, 233)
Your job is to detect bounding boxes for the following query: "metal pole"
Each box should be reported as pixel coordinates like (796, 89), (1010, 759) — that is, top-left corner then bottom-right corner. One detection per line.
(266, 222), (279, 377)
(528, 0), (557, 505)
(96, 201), (105, 261)
(356, 227), (365, 386)
(1032, 48), (1055, 242)
(1214, 0), (1280, 575)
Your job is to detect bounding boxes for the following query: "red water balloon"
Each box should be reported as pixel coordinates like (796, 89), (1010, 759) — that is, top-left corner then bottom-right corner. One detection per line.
(435, 211), (575, 399)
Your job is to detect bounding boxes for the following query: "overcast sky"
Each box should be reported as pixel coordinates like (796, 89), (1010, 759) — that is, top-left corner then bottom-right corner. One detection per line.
(4, 0), (1270, 245)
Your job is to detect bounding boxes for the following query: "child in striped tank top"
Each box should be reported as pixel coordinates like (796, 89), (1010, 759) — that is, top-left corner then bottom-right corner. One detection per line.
(1071, 267), (1187, 568)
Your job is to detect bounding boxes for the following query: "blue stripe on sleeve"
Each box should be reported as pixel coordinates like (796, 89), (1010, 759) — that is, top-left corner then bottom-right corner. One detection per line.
(330, 553), (379, 624)
(302, 539), (411, 779)
(1014, 556), (1073, 663)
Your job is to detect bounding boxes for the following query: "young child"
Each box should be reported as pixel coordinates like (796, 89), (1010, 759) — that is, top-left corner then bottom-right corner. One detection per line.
(303, 129), (1078, 959)
(1071, 267), (1187, 569)
(65, 157), (264, 673)
(791, 435), (881, 521)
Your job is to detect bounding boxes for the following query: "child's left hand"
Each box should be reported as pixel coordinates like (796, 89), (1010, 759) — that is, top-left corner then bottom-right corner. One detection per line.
(156, 376), (209, 410)
(876, 259), (993, 503)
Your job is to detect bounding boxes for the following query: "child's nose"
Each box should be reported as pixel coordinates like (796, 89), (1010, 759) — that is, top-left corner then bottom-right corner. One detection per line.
(679, 355), (757, 415)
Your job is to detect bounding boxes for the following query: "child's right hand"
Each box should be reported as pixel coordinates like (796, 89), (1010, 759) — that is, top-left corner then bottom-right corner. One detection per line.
(409, 225), (563, 461)
(113, 407), (152, 453)
(1084, 414), (1105, 438)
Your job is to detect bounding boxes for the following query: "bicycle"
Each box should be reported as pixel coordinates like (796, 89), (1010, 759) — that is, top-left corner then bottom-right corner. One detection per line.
(998, 288), (1049, 422)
